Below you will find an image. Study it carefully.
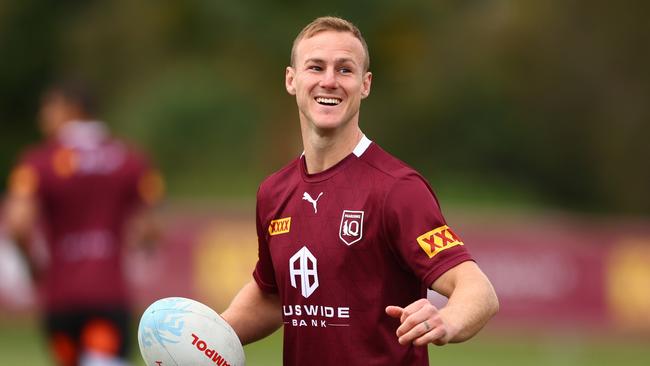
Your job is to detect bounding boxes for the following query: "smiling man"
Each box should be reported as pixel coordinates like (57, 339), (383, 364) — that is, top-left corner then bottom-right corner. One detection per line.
(221, 16), (499, 365)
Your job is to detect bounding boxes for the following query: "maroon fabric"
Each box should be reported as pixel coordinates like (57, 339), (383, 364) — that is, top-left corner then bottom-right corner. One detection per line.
(15, 131), (152, 311)
(253, 141), (473, 365)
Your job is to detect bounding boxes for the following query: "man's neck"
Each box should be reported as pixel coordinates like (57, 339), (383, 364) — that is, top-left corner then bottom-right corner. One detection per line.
(301, 123), (363, 175)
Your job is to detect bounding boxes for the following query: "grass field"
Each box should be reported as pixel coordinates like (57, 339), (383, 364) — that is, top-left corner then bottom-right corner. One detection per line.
(1, 319), (649, 365)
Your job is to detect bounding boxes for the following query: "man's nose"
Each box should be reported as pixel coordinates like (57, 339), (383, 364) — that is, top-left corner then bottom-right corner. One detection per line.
(319, 68), (338, 89)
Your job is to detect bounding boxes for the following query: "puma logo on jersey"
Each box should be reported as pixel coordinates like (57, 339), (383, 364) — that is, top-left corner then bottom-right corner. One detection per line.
(302, 192), (324, 213)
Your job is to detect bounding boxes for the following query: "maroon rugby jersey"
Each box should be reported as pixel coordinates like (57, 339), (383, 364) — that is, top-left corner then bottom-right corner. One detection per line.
(8, 121), (162, 311)
(254, 136), (473, 365)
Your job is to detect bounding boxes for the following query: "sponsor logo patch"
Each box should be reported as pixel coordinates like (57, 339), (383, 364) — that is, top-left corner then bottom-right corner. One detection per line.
(289, 246), (319, 298)
(417, 225), (464, 258)
(268, 217), (291, 236)
(52, 148), (78, 178)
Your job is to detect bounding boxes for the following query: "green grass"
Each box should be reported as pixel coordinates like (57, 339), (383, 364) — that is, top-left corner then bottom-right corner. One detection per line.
(1, 319), (648, 366)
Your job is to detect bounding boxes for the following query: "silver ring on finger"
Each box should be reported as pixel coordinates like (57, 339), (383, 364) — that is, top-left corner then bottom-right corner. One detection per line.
(422, 321), (431, 332)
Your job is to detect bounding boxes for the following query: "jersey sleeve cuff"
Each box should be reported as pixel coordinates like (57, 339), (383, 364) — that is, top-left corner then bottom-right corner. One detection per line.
(253, 268), (278, 294)
(423, 253), (475, 289)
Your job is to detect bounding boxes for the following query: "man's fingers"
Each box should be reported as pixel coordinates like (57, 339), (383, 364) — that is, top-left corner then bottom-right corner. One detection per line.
(397, 298), (430, 323)
(412, 326), (447, 347)
(388, 300), (448, 346)
(385, 306), (403, 319)
(395, 308), (433, 337)
(398, 320), (439, 345)
(395, 302), (440, 337)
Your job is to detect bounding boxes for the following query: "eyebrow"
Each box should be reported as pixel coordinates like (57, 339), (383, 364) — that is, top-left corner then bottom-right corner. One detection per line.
(303, 57), (358, 66)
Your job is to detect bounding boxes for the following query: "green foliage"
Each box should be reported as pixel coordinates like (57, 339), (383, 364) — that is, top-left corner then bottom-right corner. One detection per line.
(109, 64), (261, 197)
(1, 0), (648, 213)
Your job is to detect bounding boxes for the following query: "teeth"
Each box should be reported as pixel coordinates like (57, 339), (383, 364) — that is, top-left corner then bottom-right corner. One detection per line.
(315, 97), (341, 105)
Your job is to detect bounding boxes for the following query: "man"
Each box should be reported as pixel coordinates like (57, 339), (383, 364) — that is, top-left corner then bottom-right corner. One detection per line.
(222, 16), (498, 365)
(3, 81), (164, 366)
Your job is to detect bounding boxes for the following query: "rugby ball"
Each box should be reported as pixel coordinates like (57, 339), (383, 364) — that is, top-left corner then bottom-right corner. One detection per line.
(138, 297), (245, 366)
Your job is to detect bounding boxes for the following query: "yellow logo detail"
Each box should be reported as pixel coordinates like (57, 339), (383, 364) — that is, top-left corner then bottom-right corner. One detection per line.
(138, 170), (165, 205)
(9, 164), (38, 197)
(52, 148), (78, 178)
(269, 217), (291, 236)
(416, 225), (464, 258)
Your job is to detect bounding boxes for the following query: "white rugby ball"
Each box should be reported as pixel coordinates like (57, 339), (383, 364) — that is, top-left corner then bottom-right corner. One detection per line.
(138, 297), (245, 366)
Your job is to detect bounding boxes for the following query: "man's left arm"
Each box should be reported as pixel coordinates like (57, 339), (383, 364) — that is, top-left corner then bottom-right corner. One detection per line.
(386, 261), (499, 346)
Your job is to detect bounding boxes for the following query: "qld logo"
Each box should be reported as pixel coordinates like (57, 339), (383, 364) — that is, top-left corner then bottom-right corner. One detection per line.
(339, 210), (364, 246)
(289, 246), (319, 298)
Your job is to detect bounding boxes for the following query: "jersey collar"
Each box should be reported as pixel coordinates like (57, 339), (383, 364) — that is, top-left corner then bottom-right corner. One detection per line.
(352, 134), (372, 157)
(300, 134), (373, 183)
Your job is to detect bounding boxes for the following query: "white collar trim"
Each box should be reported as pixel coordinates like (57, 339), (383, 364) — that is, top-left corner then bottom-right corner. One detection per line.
(58, 120), (109, 150)
(300, 134), (372, 158)
(352, 134), (372, 157)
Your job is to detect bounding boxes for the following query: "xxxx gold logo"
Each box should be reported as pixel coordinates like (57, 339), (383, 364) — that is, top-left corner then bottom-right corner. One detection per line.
(52, 148), (78, 178)
(269, 217), (291, 236)
(417, 225), (464, 258)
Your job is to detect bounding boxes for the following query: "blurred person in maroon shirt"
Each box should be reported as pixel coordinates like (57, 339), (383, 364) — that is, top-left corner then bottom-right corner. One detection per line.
(4, 81), (164, 366)
(221, 16), (499, 365)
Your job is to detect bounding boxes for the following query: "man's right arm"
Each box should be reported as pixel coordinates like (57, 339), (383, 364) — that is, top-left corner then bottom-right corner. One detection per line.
(221, 280), (283, 345)
(4, 164), (40, 280)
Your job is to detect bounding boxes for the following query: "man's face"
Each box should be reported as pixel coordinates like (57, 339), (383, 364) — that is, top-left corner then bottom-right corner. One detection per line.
(286, 30), (372, 132)
(38, 92), (73, 138)
(38, 91), (87, 138)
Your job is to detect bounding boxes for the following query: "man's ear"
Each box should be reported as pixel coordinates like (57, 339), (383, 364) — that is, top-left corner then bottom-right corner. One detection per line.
(285, 67), (296, 95)
(361, 71), (372, 99)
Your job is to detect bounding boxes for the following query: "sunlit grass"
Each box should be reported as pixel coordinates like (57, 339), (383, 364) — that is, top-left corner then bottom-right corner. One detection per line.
(2, 319), (648, 366)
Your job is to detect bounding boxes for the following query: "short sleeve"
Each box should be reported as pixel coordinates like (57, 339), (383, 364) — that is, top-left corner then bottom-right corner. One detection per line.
(8, 147), (47, 199)
(383, 174), (473, 288)
(122, 148), (164, 208)
(8, 163), (39, 198)
(252, 188), (278, 293)
(136, 168), (165, 206)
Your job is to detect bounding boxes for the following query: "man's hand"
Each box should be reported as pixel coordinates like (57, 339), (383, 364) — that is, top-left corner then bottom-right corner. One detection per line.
(385, 298), (457, 346)
(386, 261), (499, 347)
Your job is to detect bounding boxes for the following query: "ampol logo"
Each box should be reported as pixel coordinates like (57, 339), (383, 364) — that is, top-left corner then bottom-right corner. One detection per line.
(190, 333), (232, 366)
(416, 225), (464, 258)
(339, 210), (364, 246)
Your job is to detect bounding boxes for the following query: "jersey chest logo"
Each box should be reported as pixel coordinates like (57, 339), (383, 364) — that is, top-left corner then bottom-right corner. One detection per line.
(339, 210), (364, 246)
(302, 192), (324, 213)
(289, 246), (319, 298)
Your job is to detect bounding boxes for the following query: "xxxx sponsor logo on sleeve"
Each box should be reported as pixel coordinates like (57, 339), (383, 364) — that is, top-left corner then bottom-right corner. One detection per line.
(269, 217), (291, 236)
(416, 225), (464, 258)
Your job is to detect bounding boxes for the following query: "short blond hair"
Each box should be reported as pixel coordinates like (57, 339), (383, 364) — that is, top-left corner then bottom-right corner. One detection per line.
(290, 16), (370, 71)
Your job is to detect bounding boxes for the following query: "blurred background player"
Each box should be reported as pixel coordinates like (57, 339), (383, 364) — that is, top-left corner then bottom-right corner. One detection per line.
(3, 81), (164, 366)
(222, 16), (498, 365)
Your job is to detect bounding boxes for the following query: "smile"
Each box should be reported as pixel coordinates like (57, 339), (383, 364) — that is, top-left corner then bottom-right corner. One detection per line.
(315, 97), (342, 106)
